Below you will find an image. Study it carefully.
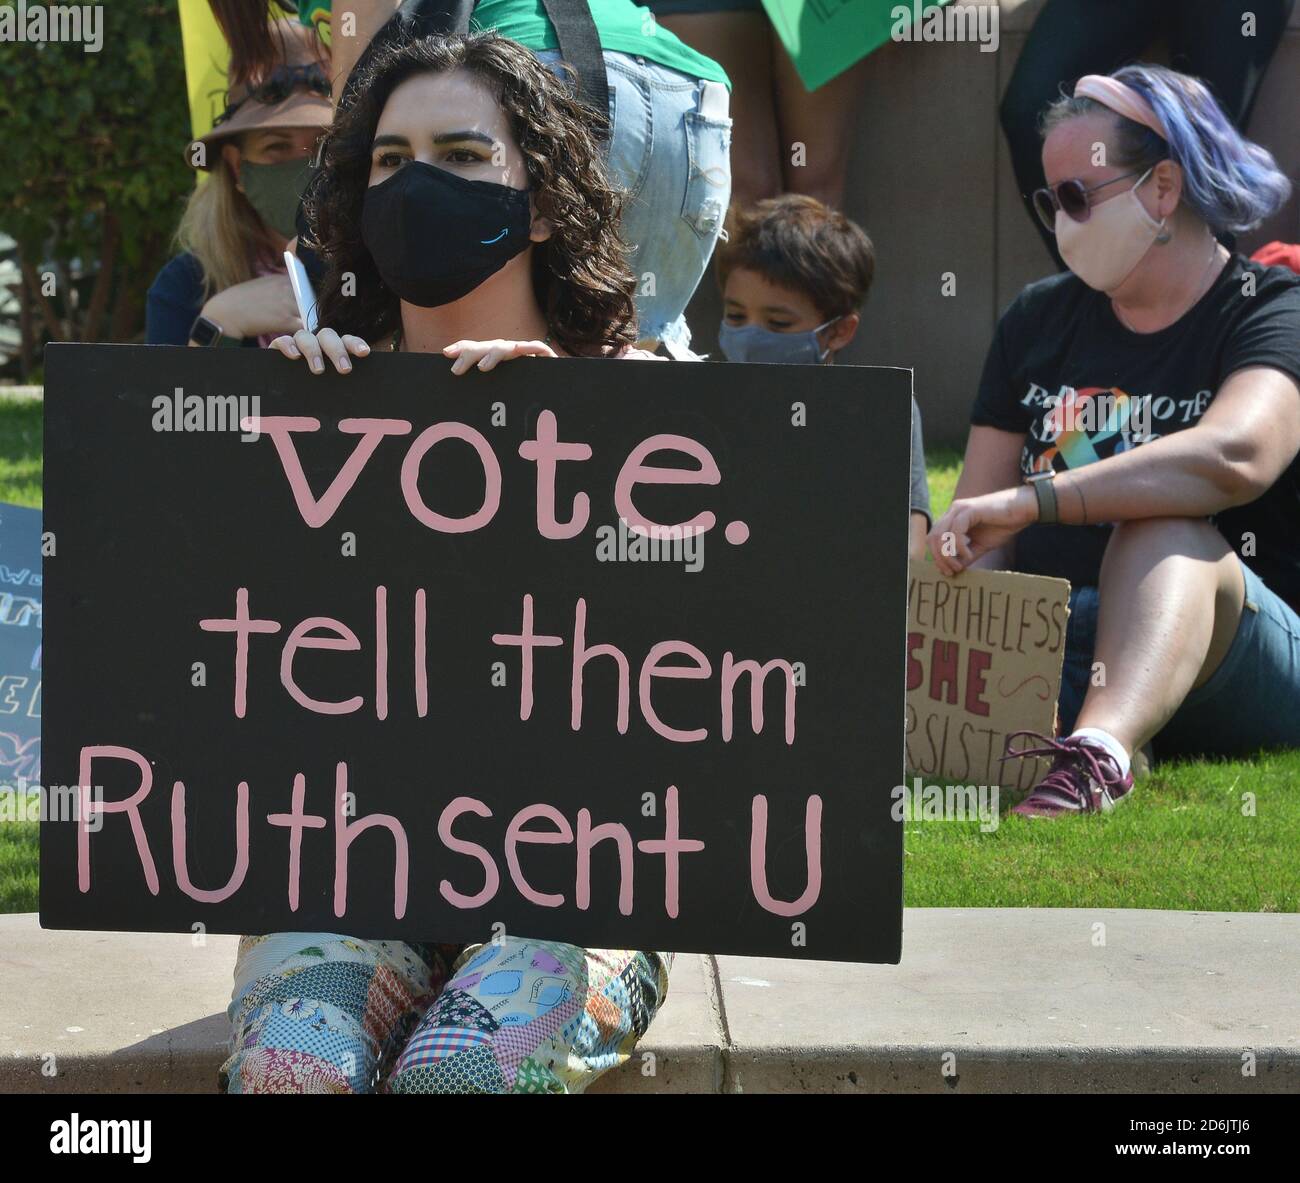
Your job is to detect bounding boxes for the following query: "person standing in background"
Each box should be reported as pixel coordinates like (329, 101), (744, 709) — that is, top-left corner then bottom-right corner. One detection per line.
(647, 1), (867, 210)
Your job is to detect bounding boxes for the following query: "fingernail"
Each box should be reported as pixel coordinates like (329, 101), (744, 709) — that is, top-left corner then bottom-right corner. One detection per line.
(358, 344), (370, 355)
(340, 361), (351, 373)
(311, 359), (323, 373)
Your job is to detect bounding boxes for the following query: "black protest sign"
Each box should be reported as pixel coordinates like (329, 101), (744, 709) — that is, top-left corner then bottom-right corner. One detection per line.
(41, 343), (910, 962)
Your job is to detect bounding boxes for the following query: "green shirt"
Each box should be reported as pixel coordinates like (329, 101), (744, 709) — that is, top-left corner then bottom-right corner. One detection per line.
(471, 0), (731, 88)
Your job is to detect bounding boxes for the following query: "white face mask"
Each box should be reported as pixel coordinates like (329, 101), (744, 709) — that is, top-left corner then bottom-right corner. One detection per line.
(1056, 167), (1166, 293)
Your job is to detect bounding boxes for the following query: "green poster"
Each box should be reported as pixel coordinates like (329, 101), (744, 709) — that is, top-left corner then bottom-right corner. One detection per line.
(762, 0), (952, 92)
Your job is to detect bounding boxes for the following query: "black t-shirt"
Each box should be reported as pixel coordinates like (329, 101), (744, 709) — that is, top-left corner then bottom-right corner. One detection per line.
(972, 254), (1300, 612)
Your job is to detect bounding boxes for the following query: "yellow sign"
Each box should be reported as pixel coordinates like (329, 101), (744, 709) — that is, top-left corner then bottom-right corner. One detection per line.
(178, 0), (232, 143)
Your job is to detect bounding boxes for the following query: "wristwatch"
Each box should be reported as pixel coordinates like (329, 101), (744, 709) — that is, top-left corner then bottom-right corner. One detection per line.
(1026, 470), (1059, 524)
(188, 314), (224, 347)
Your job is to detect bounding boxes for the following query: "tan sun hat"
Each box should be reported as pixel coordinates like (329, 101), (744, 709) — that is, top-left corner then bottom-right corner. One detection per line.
(192, 19), (333, 170)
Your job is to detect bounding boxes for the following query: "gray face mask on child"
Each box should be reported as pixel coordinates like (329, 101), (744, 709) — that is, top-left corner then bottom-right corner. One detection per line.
(717, 317), (838, 364)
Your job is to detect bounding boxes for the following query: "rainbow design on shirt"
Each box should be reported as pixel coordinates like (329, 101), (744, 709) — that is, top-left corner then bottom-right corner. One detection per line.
(1029, 385), (1139, 474)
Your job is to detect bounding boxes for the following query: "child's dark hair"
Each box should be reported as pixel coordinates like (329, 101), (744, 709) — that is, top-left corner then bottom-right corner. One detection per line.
(714, 195), (875, 319)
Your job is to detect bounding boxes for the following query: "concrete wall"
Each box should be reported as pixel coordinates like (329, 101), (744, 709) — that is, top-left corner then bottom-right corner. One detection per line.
(683, 0), (1300, 446)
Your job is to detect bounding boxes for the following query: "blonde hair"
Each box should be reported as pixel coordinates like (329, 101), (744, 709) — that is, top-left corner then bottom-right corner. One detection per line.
(174, 149), (278, 300)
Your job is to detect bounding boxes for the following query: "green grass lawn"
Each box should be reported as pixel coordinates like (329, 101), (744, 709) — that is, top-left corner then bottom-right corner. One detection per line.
(1, 395), (1296, 914)
(912, 444), (1298, 911)
(0, 396), (42, 508)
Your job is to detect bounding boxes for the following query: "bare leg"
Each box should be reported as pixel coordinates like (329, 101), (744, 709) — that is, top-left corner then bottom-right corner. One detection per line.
(657, 12), (782, 207)
(1074, 517), (1245, 754)
(770, 41), (869, 208)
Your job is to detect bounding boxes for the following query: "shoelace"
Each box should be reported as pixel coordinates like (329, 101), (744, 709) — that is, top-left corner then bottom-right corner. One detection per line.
(1001, 730), (1122, 812)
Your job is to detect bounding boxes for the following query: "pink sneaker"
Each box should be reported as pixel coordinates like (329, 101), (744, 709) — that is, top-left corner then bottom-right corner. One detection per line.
(1002, 731), (1135, 819)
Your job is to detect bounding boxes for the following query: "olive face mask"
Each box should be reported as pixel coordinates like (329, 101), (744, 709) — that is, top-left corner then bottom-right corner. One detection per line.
(241, 158), (314, 240)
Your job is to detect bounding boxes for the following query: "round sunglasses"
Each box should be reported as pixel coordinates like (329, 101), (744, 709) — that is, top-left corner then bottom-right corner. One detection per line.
(1031, 167), (1155, 233)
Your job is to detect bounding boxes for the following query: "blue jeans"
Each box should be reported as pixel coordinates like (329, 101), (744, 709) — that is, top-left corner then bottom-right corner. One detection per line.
(536, 48), (732, 350)
(1060, 560), (1300, 759)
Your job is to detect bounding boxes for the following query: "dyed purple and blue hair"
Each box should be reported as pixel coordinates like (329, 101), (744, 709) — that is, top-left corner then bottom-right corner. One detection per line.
(1041, 63), (1292, 236)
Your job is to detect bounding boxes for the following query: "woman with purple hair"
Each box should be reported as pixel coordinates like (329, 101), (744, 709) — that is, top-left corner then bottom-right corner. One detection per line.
(930, 64), (1300, 818)
(1001, 0), (1294, 265)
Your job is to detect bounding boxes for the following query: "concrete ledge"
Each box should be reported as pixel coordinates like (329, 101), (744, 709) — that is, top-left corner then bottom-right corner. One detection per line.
(717, 910), (1300, 1093)
(2, 909), (1297, 1093)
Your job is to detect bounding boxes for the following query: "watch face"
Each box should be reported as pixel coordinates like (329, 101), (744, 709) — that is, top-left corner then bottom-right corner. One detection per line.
(189, 316), (221, 347)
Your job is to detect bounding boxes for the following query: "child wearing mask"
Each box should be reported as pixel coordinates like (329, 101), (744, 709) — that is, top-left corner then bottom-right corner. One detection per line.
(715, 195), (932, 558)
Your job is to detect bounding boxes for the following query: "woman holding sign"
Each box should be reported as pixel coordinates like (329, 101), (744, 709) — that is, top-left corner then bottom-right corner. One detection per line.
(222, 31), (671, 1095)
(930, 66), (1300, 819)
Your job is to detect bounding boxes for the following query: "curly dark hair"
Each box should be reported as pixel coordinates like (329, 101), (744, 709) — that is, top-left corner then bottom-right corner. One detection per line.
(308, 30), (639, 355)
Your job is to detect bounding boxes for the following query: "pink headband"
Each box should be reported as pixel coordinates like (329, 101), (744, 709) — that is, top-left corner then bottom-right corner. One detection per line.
(1073, 74), (1169, 141)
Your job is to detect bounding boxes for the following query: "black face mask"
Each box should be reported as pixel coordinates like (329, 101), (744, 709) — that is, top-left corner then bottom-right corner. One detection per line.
(361, 160), (535, 308)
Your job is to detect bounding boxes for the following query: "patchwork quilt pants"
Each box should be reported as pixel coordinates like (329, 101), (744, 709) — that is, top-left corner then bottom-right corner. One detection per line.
(219, 933), (671, 1094)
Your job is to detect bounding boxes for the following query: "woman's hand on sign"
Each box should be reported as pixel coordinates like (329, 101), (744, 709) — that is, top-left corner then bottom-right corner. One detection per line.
(927, 485), (1037, 577)
(443, 339), (557, 375)
(271, 328), (371, 374)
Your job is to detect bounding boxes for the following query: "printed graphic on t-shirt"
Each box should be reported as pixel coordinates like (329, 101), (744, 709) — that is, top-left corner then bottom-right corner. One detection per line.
(1019, 382), (1213, 477)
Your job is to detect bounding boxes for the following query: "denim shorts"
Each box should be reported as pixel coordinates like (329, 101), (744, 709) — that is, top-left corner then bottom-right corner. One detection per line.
(1059, 560), (1300, 759)
(536, 48), (733, 350)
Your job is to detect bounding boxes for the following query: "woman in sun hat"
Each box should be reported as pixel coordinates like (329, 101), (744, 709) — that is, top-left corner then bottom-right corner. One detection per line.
(145, 19), (332, 349)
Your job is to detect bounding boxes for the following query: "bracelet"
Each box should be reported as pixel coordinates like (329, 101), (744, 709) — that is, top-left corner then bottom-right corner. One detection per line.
(1031, 475), (1058, 524)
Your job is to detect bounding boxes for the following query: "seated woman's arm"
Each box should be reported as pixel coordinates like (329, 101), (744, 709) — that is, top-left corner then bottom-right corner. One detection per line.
(145, 255), (205, 345)
(931, 366), (1300, 576)
(1050, 366), (1300, 523)
(930, 424), (1024, 570)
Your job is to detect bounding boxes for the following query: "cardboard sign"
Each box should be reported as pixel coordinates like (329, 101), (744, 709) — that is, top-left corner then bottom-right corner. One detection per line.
(905, 564), (1070, 791)
(41, 344), (912, 963)
(762, 0), (951, 92)
(0, 502), (43, 784)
